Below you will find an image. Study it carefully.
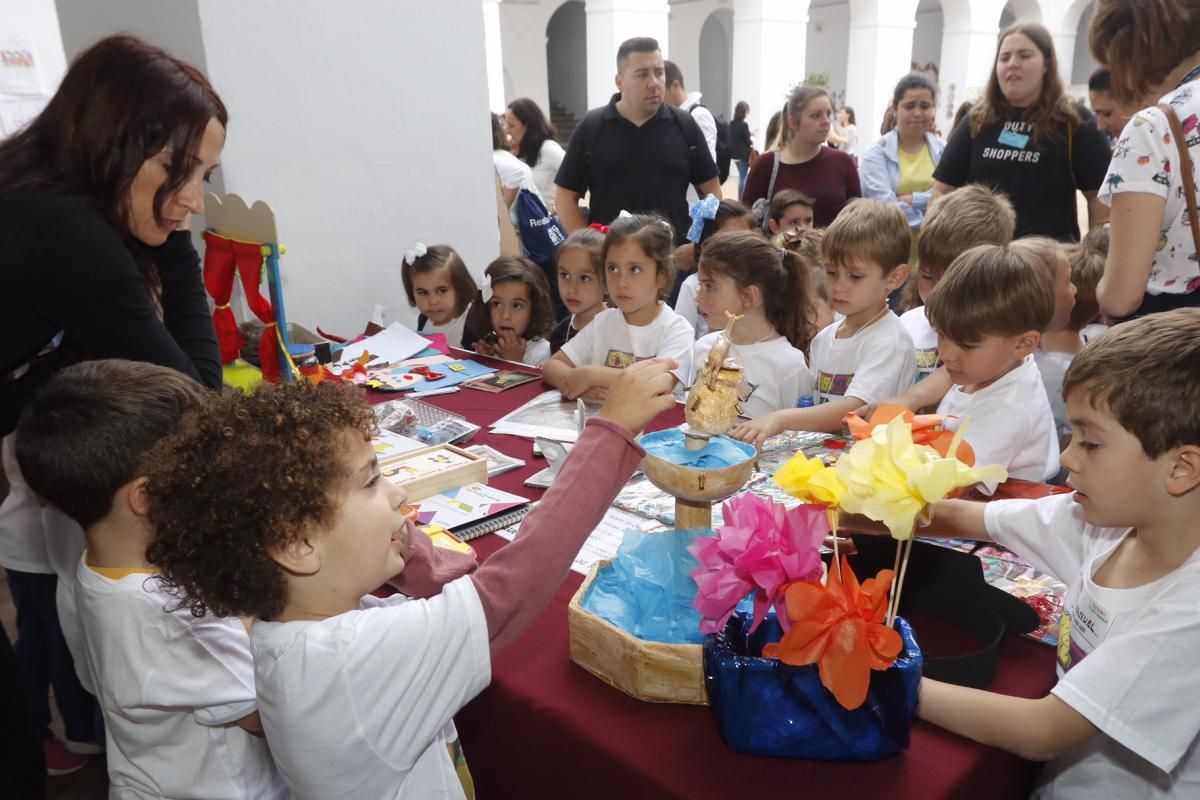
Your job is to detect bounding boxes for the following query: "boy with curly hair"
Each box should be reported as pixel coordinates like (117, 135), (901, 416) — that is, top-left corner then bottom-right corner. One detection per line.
(14, 360), (288, 798)
(144, 359), (678, 800)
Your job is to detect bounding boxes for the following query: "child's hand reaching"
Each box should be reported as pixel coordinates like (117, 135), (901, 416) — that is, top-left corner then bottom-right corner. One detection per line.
(492, 330), (527, 362)
(474, 338), (497, 358)
(731, 412), (782, 450)
(597, 359), (678, 435)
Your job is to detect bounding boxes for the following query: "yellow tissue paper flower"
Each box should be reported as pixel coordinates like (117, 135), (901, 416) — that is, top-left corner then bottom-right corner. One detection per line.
(774, 452), (847, 507)
(834, 415), (1007, 540)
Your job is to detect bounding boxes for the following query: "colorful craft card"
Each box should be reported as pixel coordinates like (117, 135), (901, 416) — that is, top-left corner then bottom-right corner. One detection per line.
(409, 482), (530, 532)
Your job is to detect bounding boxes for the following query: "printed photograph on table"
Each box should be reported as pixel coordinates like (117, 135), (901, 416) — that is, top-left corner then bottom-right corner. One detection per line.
(490, 389), (601, 442)
(462, 369), (541, 393)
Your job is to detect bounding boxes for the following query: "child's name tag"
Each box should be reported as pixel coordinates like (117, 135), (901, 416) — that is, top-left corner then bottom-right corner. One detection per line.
(998, 128), (1030, 149)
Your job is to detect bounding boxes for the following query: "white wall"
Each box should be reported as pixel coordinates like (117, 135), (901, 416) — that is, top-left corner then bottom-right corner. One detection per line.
(548, 1), (588, 118)
(500, 0), (554, 113)
(0, 0), (67, 95)
(55, 0), (206, 69)
(805, 2), (850, 101)
(1070, 2), (1096, 86)
(192, 0), (497, 334)
(912, 7), (943, 73)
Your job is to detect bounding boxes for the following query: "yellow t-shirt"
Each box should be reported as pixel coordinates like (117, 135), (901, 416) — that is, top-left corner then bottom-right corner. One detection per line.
(898, 144), (936, 264)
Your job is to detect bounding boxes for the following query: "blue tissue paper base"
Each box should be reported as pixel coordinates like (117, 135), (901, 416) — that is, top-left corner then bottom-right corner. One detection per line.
(704, 613), (922, 761)
(580, 528), (710, 645)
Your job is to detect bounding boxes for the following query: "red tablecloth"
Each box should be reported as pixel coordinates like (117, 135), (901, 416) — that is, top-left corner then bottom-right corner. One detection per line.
(394, 354), (1055, 799)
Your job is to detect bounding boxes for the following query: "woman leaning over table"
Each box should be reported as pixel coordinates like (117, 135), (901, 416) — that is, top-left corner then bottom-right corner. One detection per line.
(932, 22), (1111, 241)
(0, 34), (222, 775)
(1089, 0), (1200, 319)
(859, 73), (946, 245)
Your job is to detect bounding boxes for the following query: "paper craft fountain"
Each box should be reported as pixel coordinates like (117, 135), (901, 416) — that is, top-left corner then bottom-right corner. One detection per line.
(639, 314), (757, 530)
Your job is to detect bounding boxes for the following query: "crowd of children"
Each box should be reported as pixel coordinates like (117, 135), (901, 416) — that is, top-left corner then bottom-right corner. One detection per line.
(10, 179), (1199, 799)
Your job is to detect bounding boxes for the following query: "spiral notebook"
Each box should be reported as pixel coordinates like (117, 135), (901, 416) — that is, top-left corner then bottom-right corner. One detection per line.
(411, 482), (532, 541)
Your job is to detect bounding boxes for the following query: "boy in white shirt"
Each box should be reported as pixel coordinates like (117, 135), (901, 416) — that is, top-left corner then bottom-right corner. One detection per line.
(900, 185), (1016, 383)
(925, 241), (1064, 484)
(14, 360), (288, 799)
(865, 309), (1200, 799)
(734, 199), (914, 448)
(142, 361), (678, 800)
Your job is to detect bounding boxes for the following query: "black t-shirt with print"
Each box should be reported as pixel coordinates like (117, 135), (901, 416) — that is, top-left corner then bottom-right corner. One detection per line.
(933, 105), (1111, 241)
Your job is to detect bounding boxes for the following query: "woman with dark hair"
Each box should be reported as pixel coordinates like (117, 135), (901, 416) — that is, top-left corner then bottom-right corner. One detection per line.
(932, 22), (1111, 241)
(505, 98), (565, 213)
(729, 100), (753, 199)
(492, 111), (543, 225)
(1090, 0), (1200, 319)
(0, 34), (223, 776)
(859, 73), (945, 241)
(742, 86), (861, 227)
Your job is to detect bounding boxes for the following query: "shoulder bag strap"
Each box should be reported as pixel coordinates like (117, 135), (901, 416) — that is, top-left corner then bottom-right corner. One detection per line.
(1158, 103), (1200, 265)
(765, 151), (781, 202)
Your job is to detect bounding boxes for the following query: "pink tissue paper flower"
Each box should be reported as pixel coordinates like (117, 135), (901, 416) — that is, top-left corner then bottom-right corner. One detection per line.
(689, 493), (828, 635)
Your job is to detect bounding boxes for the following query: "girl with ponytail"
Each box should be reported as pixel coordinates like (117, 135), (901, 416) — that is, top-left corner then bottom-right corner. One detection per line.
(689, 230), (815, 418)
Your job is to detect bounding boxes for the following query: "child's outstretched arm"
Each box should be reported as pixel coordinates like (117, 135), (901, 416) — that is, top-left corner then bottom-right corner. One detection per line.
(471, 359), (678, 654)
(918, 680), (1099, 762)
(732, 395), (864, 449)
(387, 526), (478, 598)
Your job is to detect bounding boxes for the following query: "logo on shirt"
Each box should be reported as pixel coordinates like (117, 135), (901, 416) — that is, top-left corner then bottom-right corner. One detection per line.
(604, 349), (642, 368)
(915, 347), (941, 372)
(816, 371), (852, 403)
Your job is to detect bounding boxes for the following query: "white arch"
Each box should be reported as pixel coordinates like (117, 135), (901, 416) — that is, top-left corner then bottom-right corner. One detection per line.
(547, 1), (588, 119)
(699, 8), (734, 115)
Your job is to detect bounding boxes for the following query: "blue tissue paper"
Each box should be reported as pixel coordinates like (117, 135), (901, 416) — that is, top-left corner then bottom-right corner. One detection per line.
(704, 612), (923, 761)
(580, 528), (710, 644)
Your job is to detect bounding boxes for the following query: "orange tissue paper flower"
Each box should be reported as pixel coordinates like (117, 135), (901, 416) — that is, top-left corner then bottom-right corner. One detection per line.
(763, 557), (903, 710)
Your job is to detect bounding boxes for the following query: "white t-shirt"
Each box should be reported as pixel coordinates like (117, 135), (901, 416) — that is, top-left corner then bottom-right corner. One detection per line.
(673, 273), (708, 340)
(76, 559), (285, 799)
(522, 337), (551, 367)
(250, 578), (490, 800)
(530, 139), (565, 214)
(1100, 80), (1200, 296)
(937, 355), (1059, 484)
(1079, 323), (1108, 345)
(493, 149), (543, 227)
(418, 304), (470, 350)
(1035, 349), (1074, 441)
(0, 435), (93, 692)
(561, 305), (695, 383)
(691, 332), (813, 418)
(899, 306), (941, 383)
(985, 494), (1200, 799)
(809, 311), (916, 406)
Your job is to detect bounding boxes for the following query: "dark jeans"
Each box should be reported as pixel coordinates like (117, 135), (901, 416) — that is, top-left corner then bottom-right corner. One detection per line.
(0, 621), (45, 797)
(736, 158), (750, 201)
(7, 569), (96, 742)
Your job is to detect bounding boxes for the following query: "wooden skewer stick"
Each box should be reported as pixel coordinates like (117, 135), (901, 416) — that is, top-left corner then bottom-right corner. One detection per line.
(890, 535), (915, 627)
(887, 538), (904, 626)
(827, 508), (842, 582)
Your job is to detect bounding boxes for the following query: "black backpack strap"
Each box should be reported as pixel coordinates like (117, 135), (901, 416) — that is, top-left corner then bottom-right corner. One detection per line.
(579, 109), (605, 168)
(668, 104), (704, 156)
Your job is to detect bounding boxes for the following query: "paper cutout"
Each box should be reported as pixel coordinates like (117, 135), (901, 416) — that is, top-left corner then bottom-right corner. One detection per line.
(763, 558), (901, 710)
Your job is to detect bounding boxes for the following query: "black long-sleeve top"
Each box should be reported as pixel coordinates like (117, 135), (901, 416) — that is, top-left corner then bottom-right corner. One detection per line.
(1, 186), (221, 435)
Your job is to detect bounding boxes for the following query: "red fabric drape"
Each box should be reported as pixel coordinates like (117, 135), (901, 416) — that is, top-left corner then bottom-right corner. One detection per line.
(202, 232), (282, 382)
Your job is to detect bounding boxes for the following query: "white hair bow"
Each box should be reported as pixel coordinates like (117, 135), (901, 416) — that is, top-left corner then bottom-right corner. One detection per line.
(403, 242), (428, 266)
(481, 273), (493, 304)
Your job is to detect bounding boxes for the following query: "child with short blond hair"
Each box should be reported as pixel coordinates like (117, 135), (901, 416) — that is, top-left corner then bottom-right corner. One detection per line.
(901, 185), (1016, 381)
(733, 199), (914, 447)
(926, 241), (1062, 484)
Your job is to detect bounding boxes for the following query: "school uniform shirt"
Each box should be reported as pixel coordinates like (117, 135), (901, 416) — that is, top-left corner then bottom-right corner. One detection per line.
(1034, 349), (1074, 442)
(560, 305), (694, 384)
(985, 494), (1200, 799)
(809, 312), (915, 406)
(418, 305), (471, 350)
(250, 578), (490, 800)
(521, 337), (551, 367)
(898, 306), (940, 382)
(1079, 323), (1109, 345)
(937, 355), (1059, 485)
(1100, 81), (1200, 296)
(933, 107), (1110, 241)
(691, 332), (813, 419)
(76, 560), (285, 800)
(672, 273), (709, 339)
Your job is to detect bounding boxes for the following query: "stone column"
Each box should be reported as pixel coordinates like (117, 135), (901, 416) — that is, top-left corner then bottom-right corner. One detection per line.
(937, 0), (1006, 134)
(843, 0), (921, 141)
(731, 0), (812, 150)
(483, 0), (507, 112)
(584, 0), (670, 110)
